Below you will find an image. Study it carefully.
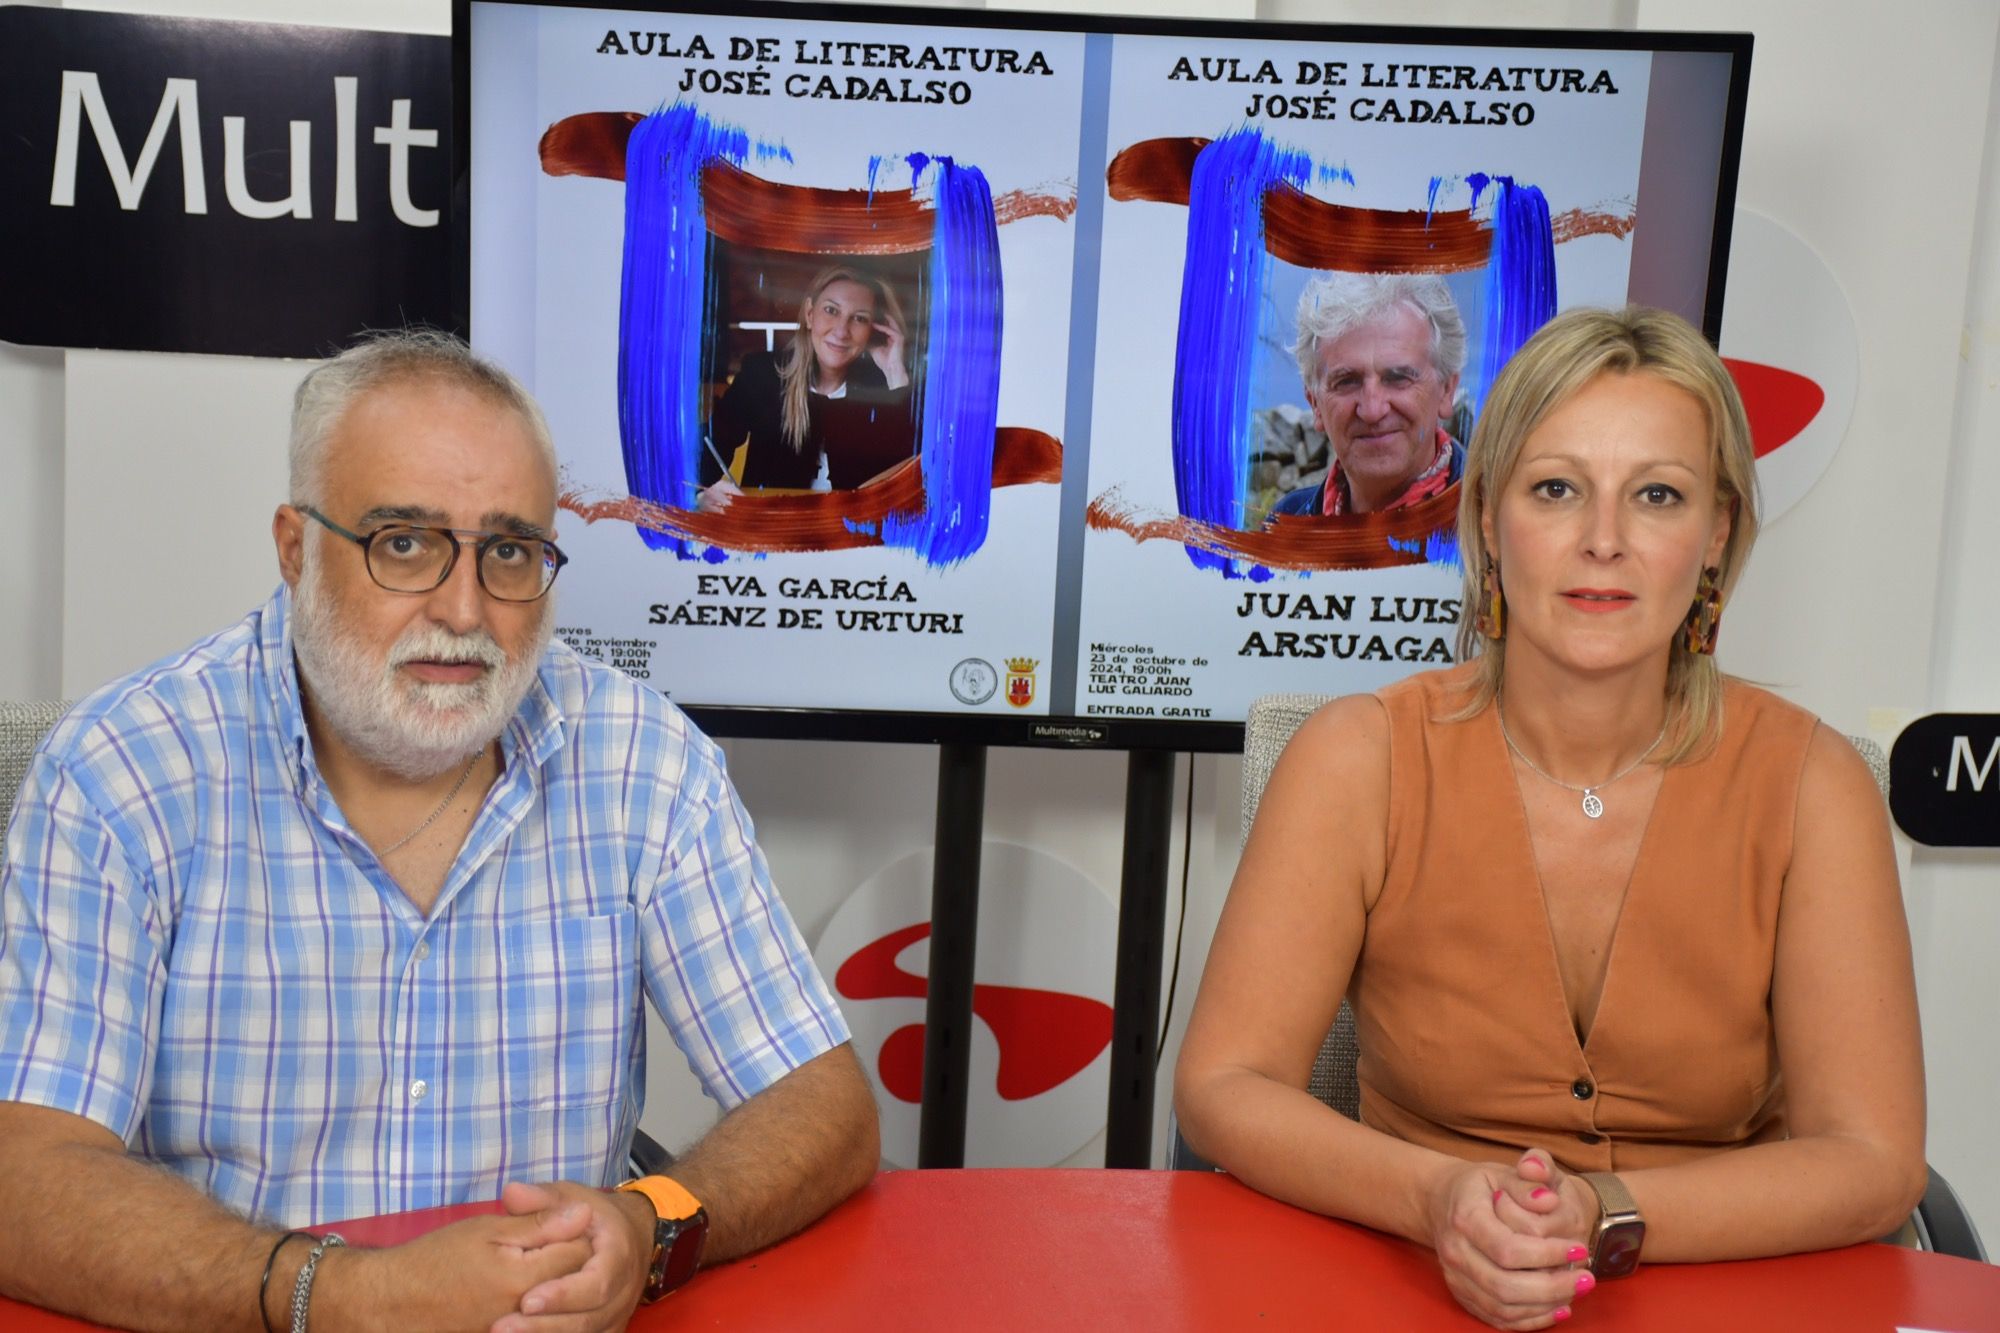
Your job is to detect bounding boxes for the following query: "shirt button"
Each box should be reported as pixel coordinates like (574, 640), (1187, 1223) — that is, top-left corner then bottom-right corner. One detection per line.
(1571, 1079), (1595, 1100)
(414, 939), (431, 962)
(409, 1079), (428, 1102)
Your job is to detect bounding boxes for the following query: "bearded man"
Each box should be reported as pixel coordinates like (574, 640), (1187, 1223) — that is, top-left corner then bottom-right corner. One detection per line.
(0, 332), (876, 1332)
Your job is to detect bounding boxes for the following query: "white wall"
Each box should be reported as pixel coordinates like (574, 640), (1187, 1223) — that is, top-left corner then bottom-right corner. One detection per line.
(1913, 2), (2000, 1249)
(3, 0), (1994, 1244)
(1630, 0), (2000, 1254)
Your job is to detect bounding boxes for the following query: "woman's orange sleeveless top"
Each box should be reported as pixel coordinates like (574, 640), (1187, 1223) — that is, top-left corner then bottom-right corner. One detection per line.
(1353, 664), (1820, 1173)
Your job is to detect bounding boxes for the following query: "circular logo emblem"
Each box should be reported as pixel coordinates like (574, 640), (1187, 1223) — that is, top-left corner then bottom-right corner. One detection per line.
(949, 657), (998, 705)
(1719, 208), (1858, 523)
(814, 842), (1119, 1167)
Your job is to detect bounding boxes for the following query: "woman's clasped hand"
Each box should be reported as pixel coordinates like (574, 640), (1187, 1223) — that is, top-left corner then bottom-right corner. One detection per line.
(1428, 1151), (1599, 1329)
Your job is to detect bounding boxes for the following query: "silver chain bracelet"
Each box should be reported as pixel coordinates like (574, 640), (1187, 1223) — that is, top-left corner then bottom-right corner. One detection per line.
(289, 1232), (346, 1333)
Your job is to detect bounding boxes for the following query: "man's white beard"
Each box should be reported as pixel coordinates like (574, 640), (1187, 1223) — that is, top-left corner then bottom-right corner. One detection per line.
(291, 540), (553, 781)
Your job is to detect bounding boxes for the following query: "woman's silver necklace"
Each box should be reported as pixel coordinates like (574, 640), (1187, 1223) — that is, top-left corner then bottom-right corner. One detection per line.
(379, 752), (480, 857)
(1497, 706), (1666, 820)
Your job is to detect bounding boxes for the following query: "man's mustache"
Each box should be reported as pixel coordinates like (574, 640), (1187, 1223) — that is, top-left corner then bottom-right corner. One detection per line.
(388, 626), (506, 672)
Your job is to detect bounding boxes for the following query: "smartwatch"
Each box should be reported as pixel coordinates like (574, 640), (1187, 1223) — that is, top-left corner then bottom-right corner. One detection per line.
(1580, 1171), (1645, 1279)
(615, 1175), (709, 1302)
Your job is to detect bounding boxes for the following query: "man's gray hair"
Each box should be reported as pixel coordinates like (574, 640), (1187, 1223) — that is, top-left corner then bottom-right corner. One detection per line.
(289, 329), (557, 507)
(1293, 272), (1468, 391)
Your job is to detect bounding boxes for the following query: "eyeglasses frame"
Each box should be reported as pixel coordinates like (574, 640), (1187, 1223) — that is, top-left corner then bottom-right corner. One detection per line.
(298, 505), (568, 603)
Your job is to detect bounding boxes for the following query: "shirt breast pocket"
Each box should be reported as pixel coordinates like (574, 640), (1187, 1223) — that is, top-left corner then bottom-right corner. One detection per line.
(498, 911), (638, 1111)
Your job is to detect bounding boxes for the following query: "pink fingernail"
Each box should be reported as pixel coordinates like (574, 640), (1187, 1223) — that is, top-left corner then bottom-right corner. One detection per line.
(1531, 1187), (1552, 1200)
(1566, 1245), (1589, 1263)
(1553, 1309), (1572, 1323)
(1575, 1272), (1596, 1294)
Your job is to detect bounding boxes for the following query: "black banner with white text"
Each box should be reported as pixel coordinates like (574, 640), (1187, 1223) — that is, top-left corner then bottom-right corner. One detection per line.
(0, 6), (452, 357)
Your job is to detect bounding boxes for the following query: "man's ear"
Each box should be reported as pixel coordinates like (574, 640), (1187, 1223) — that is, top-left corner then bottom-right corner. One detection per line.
(1438, 373), (1461, 422)
(274, 505), (305, 588)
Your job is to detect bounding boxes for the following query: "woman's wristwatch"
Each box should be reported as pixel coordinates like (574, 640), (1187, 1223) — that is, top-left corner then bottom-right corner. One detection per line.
(1580, 1172), (1645, 1278)
(615, 1175), (709, 1302)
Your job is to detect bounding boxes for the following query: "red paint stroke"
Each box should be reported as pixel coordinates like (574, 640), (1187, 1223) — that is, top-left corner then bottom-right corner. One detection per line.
(538, 113), (1075, 242)
(1086, 482), (1459, 573)
(701, 158), (935, 255)
(559, 428), (1062, 553)
(834, 922), (1115, 1104)
(538, 111), (642, 181)
(1549, 205), (1637, 243)
(993, 182), (1079, 225)
(1106, 137), (1635, 273)
(1106, 136), (1207, 206)
(1263, 184), (1489, 273)
(1722, 358), (1826, 458)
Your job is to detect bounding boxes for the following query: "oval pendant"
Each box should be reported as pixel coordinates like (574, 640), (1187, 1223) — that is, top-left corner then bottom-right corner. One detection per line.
(1581, 791), (1605, 819)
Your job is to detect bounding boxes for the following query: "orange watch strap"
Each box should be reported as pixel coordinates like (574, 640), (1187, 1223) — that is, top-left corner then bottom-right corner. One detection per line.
(617, 1174), (704, 1222)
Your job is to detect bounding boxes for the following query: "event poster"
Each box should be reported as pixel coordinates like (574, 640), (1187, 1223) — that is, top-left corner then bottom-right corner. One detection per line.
(1072, 37), (1651, 722)
(473, 5), (1085, 713)
(471, 6), (1683, 727)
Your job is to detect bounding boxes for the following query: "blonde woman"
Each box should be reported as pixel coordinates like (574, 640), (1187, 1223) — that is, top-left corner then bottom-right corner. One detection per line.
(698, 265), (916, 511)
(1176, 306), (1924, 1329)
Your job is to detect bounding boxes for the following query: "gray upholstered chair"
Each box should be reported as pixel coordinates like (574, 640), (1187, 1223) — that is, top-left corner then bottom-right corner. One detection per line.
(1172, 692), (1986, 1263)
(0, 700), (72, 848)
(1, 698), (676, 1178)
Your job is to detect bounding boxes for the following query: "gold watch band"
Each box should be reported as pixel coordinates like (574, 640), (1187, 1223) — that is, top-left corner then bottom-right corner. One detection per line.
(1581, 1171), (1638, 1219)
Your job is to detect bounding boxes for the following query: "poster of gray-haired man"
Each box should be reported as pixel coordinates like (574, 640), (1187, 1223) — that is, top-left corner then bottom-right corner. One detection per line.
(1258, 272), (1471, 526)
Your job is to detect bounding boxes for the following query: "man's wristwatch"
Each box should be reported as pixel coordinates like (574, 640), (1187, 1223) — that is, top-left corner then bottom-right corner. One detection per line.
(615, 1175), (709, 1302)
(1579, 1171), (1645, 1279)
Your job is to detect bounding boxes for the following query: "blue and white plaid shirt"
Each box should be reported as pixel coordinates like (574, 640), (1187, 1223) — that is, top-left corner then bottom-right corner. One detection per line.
(0, 586), (849, 1226)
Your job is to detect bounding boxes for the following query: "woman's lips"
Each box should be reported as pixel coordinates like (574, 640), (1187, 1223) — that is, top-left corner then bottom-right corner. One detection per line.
(1560, 589), (1636, 613)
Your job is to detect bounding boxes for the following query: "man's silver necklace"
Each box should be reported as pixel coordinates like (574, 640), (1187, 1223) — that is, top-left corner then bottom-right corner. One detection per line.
(378, 752), (480, 857)
(1497, 706), (1666, 820)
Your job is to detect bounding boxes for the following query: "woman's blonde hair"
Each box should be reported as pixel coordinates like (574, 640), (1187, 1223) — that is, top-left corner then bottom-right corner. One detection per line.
(777, 264), (909, 451)
(1451, 306), (1760, 762)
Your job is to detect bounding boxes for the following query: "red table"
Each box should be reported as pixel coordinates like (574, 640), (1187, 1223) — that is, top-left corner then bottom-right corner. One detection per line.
(6, 1169), (1997, 1330)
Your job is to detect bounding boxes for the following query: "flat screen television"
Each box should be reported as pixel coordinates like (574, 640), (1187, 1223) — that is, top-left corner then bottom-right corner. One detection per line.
(454, 0), (1751, 751)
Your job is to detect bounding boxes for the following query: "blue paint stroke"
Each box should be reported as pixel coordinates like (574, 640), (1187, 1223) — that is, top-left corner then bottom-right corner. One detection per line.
(1470, 176), (1557, 414)
(1388, 530), (1462, 569)
(1317, 162), (1356, 187)
(617, 104), (749, 557)
(880, 153), (1002, 566)
(1169, 127), (1310, 571)
(843, 517), (878, 535)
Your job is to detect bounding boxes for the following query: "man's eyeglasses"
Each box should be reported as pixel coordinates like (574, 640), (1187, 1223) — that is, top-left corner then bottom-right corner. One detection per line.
(300, 506), (567, 603)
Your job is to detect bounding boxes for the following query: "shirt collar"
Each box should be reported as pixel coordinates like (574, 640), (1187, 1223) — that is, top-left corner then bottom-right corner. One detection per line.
(510, 654), (567, 772)
(260, 584), (313, 790)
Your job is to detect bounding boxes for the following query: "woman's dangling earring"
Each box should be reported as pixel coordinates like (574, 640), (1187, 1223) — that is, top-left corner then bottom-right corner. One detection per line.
(1477, 558), (1507, 640)
(1683, 565), (1722, 655)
